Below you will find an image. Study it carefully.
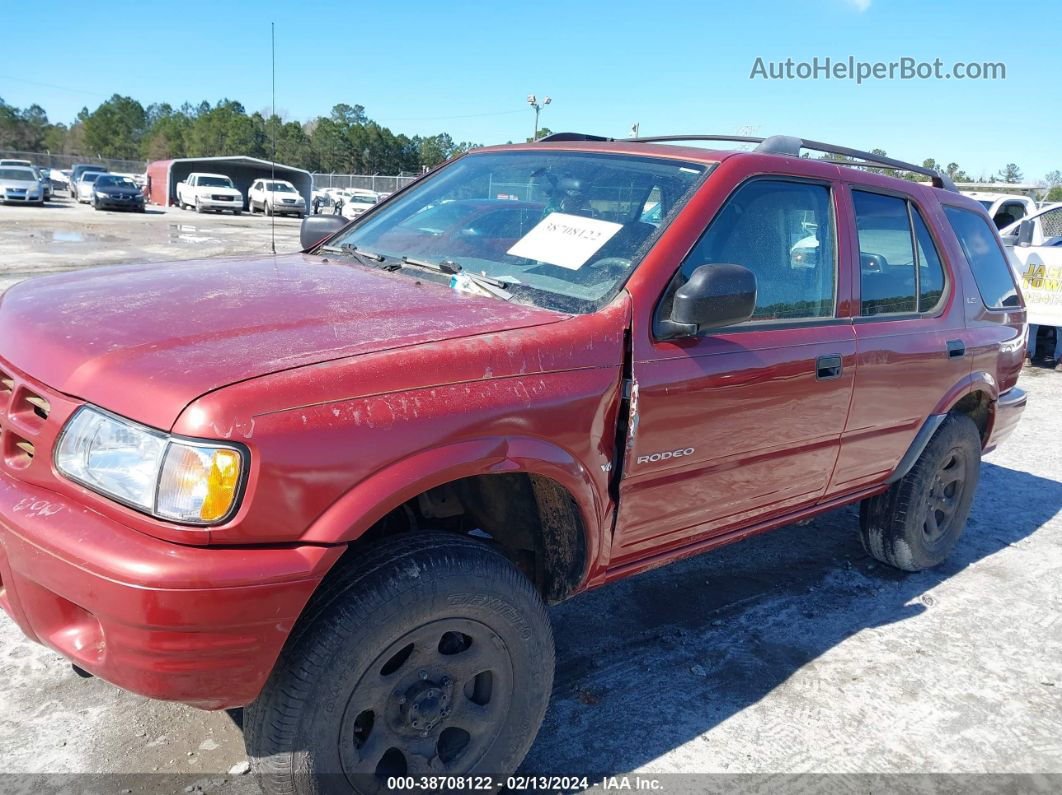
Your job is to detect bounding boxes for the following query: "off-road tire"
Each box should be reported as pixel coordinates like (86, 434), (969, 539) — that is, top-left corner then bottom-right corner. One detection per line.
(245, 531), (555, 795)
(860, 413), (981, 571)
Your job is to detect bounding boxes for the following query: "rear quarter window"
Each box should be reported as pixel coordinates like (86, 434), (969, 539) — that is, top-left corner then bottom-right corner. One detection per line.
(943, 206), (1021, 309)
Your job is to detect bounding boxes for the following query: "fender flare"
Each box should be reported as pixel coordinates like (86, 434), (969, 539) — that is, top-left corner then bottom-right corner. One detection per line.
(889, 370), (999, 484)
(299, 436), (606, 573)
(931, 370), (998, 416)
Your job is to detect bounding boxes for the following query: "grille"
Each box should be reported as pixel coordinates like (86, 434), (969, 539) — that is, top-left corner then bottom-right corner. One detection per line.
(211, 194), (234, 201)
(24, 394), (50, 420)
(0, 360), (67, 476)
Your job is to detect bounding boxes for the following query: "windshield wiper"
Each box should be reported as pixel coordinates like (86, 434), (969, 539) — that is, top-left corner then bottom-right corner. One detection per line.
(319, 243), (393, 269)
(401, 257), (514, 301)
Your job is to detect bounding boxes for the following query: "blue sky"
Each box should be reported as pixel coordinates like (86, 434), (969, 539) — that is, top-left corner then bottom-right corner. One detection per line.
(3, 0), (1057, 180)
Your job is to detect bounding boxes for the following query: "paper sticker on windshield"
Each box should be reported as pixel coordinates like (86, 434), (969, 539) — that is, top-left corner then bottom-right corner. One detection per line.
(507, 212), (623, 270)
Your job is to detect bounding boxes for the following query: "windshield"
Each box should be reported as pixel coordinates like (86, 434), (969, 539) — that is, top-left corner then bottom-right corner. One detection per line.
(0, 168), (35, 180)
(349, 192), (378, 204)
(326, 151), (707, 313)
(977, 200), (994, 210)
(266, 181), (295, 192)
(81, 172), (105, 183)
(96, 175), (136, 189)
(199, 176), (234, 188)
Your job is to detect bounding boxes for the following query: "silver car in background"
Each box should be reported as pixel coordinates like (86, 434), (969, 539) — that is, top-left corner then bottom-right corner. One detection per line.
(0, 166), (45, 205)
(75, 171), (108, 203)
(32, 166), (53, 201)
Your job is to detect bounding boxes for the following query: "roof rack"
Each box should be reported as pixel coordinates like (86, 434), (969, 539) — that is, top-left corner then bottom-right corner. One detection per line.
(536, 132), (957, 192)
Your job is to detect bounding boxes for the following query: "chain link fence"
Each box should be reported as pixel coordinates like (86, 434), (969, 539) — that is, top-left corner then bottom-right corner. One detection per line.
(0, 149), (147, 174)
(2, 153), (420, 193)
(310, 173), (420, 194)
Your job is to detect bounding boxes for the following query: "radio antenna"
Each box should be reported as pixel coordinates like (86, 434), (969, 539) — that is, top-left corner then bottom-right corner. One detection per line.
(270, 21), (276, 255)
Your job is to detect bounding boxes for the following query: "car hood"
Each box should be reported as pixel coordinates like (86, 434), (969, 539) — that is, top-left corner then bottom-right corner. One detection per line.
(198, 186), (240, 195)
(0, 253), (565, 430)
(0, 179), (37, 189)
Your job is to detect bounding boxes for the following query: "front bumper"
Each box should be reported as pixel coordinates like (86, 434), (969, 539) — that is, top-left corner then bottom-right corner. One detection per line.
(2, 190), (42, 204)
(198, 197), (242, 211)
(272, 201), (305, 214)
(95, 194), (144, 210)
(0, 468), (342, 709)
(985, 386), (1027, 453)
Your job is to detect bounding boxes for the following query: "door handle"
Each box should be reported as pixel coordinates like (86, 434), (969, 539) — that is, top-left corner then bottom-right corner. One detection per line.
(816, 354), (843, 380)
(947, 339), (966, 358)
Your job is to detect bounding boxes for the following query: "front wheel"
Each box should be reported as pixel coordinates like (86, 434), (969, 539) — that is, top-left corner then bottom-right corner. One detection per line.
(246, 532), (555, 794)
(264, 201), (273, 216)
(195, 198), (206, 214)
(860, 413), (982, 571)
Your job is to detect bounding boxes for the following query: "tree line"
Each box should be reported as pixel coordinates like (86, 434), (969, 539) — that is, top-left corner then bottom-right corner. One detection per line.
(0, 94), (479, 173)
(2, 94), (1061, 195)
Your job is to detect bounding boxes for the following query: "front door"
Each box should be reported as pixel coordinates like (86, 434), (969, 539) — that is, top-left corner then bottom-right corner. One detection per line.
(612, 177), (856, 566)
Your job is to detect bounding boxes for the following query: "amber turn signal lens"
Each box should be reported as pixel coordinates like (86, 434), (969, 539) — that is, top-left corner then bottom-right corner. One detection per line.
(200, 449), (242, 522)
(156, 444), (244, 524)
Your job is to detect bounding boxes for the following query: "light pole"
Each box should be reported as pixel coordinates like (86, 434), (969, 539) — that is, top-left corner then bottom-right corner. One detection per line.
(527, 94), (551, 140)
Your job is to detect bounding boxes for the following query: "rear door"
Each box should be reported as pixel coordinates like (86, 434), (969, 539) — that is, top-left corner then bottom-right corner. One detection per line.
(612, 175), (857, 564)
(829, 186), (968, 495)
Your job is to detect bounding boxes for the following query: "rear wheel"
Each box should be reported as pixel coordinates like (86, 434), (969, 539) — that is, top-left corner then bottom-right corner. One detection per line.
(860, 413), (981, 571)
(246, 532), (555, 795)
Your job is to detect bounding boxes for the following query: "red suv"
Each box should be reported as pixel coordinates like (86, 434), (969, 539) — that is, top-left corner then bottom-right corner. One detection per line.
(0, 134), (1026, 791)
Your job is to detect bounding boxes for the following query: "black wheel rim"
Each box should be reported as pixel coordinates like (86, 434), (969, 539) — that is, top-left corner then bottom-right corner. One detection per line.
(338, 617), (514, 790)
(923, 448), (967, 546)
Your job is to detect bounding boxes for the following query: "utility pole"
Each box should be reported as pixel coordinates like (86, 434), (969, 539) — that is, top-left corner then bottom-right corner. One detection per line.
(630, 123), (640, 138)
(527, 94), (551, 140)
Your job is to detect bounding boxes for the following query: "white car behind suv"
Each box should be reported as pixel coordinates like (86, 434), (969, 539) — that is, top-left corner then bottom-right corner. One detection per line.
(176, 173), (244, 215)
(248, 179), (306, 217)
(340, 189), (380, 219)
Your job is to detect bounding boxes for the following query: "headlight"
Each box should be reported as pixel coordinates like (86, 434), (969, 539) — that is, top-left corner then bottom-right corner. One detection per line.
(96, 192), (111, 198)
(55, 406), (245, 525)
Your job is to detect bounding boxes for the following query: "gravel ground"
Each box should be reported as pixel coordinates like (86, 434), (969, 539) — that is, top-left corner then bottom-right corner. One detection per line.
(0, 192), (301, 293)
(0, 196), (1060, 792)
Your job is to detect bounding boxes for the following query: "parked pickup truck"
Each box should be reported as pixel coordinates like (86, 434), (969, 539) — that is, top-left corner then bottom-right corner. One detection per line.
(0, 133), (1027, 793)
(176, 172), (243, 214)
(1001, 204), (1062, 360)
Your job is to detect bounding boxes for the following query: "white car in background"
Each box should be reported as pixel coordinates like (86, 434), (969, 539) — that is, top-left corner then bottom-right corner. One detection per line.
(961, 191), (1038, 230)
(176, 173), (244, 214)
(75, 171), (108, 203)
(45, 168), (69, 191)
(0, 165), (44, 205)
(340, 189), (380, 219)
(248, 178), (306, 217)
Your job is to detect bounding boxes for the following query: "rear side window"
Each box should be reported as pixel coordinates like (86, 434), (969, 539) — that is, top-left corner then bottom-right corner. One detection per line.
(853, 191), (916, 315)
(943, 206), (1020, 309)
(853, 191), (948, 315)
(680, 179), (836, 321)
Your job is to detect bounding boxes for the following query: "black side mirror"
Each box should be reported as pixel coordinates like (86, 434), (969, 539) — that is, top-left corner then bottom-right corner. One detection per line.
(301, 215), (348, 250)
(662, 263), (757, 338)
(1016, 219), (1035, 248)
